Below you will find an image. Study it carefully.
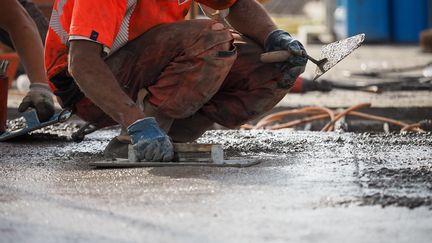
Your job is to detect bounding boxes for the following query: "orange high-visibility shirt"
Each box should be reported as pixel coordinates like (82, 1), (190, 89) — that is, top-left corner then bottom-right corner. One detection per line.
(45, 0), (237, 84)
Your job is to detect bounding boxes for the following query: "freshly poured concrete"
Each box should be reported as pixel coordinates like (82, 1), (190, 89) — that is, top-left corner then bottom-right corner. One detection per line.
(1, 129), (431, 243)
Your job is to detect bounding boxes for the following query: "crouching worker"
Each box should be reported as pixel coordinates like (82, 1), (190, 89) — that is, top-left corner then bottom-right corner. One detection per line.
(44, 0), (307, 161)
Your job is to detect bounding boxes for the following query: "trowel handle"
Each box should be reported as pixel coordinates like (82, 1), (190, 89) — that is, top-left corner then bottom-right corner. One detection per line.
(260, 51), (292, 63)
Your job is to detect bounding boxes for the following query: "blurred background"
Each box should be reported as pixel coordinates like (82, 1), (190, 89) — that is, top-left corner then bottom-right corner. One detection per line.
(265, 0), (431, 45)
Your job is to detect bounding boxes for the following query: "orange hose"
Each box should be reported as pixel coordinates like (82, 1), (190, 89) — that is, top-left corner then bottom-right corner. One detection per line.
(270, 114), (330, 130)
(254, 107), (335, 129)
(241, 103), (424, 134)
(348, 111), (409, 128)
(401, 123), (422, 132)
(240, 124), (255, 130)
(321, 103), (371, 132)
(253, 109), (315, 129)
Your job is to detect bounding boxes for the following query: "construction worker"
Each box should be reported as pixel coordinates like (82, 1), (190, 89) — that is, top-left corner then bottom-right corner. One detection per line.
(45, 0), (307, 162)
(0, 0), (54, 122)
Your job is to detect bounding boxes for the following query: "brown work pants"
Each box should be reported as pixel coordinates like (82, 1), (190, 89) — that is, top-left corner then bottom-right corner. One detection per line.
(74, 19), (287, 131)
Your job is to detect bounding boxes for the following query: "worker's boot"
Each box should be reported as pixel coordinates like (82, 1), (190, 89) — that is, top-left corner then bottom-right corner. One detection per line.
(168, 112), (214, 143)
(103, 89), (174, 159)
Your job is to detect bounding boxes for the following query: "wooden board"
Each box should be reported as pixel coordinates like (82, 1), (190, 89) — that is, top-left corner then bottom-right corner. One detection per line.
(94, 143), (261, 168)
(128, 143), (224, 163)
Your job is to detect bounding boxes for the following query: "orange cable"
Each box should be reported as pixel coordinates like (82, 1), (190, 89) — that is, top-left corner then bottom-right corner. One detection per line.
(253, 109), (315, 129)
(254, 107), (334, 129)
(401, 123), (422, 132)
(269, 113), (330, 130)
(242, 103), (424, 134)
(240, 124), (255, 130)
(321, 103), (371, 132)
(348, 111), (409, 128)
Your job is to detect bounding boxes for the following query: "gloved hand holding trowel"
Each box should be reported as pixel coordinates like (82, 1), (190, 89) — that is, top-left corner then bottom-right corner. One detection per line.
(264, 30), (308, 88)
(18, 83), (54, 122)
(261, 33), (366, 81)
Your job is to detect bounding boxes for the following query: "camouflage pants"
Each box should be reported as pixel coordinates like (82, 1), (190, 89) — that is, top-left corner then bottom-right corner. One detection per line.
(57, 20), (289, 129)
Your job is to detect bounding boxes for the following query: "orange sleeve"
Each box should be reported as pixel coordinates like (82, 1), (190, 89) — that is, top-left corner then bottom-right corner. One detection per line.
(196, 0), (237, 10)
(68, 0), (127, 49)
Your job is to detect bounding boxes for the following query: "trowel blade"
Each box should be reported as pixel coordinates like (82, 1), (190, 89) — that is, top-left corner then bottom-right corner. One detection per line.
(0, 109), (72, 142)
(314, 34), (366, 80)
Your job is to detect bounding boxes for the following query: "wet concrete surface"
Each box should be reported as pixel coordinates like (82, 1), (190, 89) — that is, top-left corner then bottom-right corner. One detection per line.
(1, 127), (432, 242)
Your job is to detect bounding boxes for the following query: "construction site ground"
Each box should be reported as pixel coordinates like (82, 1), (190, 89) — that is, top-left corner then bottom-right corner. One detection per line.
(1, 44), (432, 243)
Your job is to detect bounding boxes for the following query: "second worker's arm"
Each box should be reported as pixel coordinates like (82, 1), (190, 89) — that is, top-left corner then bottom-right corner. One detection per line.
(0, 0), (54, 121)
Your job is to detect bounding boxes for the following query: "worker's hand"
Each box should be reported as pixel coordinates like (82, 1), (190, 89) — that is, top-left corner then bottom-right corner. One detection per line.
(18, 83), (55, 122)
(265, 30), (308, 89)
(127, 117), (174, 162)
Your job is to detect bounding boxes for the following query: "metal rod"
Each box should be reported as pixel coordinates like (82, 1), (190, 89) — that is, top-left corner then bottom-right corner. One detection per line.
(0, 60), (10, 134)
(0, 60), (9, 74)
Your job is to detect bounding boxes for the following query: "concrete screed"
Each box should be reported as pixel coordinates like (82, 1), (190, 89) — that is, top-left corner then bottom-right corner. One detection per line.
(1, 44), (432, 242)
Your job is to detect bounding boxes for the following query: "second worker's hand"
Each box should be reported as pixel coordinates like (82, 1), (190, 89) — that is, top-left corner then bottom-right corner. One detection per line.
(18, 83), (55, 122)
(264, 30), (308, 89)
(127, 117), (174, 162)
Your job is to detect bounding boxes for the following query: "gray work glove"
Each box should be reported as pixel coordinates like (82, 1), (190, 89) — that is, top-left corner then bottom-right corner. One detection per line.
(127, 117), (174, 162)
(18, 83), (55, 122)
(265, 30), (308, 89)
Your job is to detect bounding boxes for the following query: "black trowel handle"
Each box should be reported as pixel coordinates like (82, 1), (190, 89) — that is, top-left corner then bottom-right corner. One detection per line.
(260, 51), (292, 63)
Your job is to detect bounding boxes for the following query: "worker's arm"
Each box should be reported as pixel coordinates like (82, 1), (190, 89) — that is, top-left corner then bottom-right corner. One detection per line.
(68, 40), (173, 161)
(226, 0), (277, 46)
(68, 41), (144, 127)
(0, 0), (46, 85)
(0, 0), (54, 121)
(226, 0), (308, 88)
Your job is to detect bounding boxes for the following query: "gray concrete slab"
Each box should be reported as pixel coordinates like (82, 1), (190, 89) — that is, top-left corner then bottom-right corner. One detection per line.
(1, 128), (431, 243)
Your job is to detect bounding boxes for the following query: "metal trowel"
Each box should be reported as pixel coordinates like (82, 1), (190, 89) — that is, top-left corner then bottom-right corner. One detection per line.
(261, 34), (366, 80)
(0, 109), (72, 142)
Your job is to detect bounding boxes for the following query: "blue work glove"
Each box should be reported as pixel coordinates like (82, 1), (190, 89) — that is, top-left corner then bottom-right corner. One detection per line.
(127, 117), (174, 162)
(265, 30), (308, 89)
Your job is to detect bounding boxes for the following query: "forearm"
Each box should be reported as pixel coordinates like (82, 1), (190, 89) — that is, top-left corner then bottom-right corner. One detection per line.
(227, 0), (277, 46)
(0, 1), (47, 84)
(69, 42), (145, 128)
